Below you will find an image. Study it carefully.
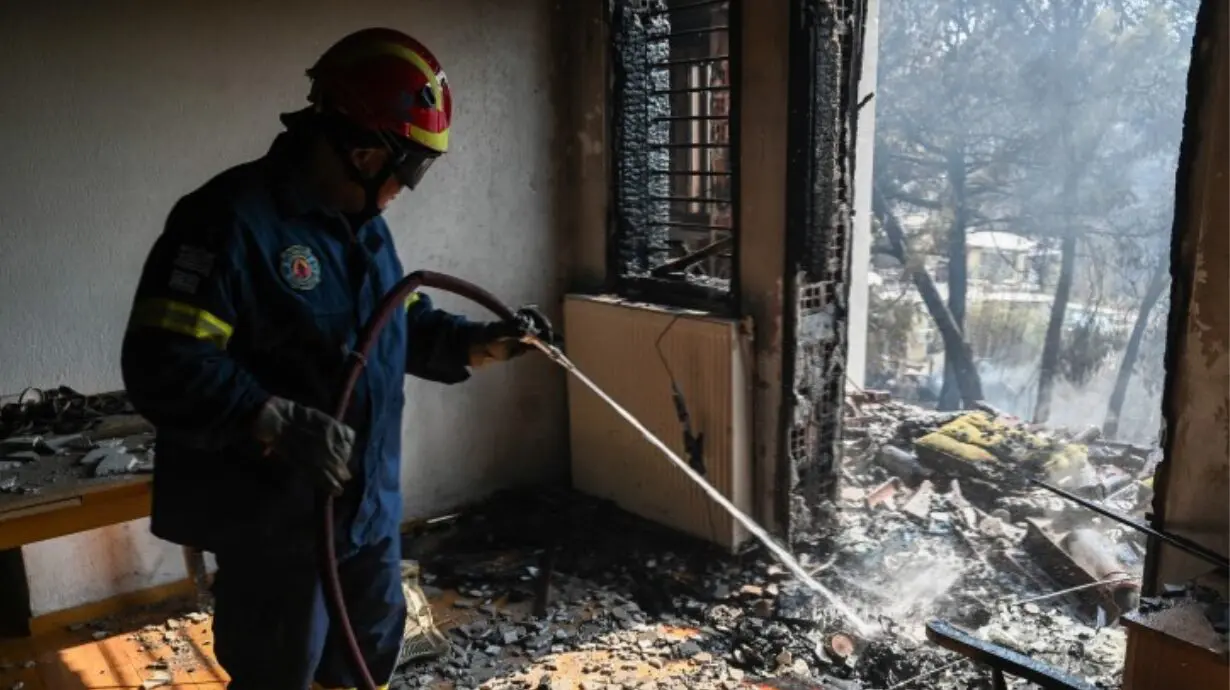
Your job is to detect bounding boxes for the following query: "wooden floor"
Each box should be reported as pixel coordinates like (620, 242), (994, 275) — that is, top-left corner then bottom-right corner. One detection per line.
(0, 602), (227, 690)
(0, 592), (722, 690)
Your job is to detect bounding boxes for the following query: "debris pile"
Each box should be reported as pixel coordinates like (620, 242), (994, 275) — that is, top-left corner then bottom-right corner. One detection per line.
(808, 390), (1167, 685)
(0, 388), (153, 496)
(1, 386), (1193, 690)
(0, 386), (131, 438)
(386, 392), (1170, 689)
(127, 610), (216, 682)
(1131, 581), (1229, 654)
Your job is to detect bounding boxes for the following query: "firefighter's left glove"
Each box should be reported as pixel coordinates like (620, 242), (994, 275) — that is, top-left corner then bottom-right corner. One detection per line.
(468, 305), (554, 367)
(253, 396), (355, 496)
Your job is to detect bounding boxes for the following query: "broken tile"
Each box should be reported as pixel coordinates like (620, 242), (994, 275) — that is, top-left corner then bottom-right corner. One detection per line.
(901, 480), (935, 521)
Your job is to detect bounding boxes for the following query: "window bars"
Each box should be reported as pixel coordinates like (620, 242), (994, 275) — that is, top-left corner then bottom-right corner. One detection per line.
(611, 0), (740, 310)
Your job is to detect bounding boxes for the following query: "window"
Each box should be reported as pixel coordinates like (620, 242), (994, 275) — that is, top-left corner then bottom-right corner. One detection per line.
(610, 0), (739, 309)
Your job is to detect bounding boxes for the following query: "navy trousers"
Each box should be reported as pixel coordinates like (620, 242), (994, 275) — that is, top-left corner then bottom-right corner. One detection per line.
(211, 534), (406, 689)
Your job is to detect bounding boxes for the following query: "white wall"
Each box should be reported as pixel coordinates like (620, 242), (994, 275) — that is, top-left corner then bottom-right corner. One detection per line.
(846, 0), (879, 389)
(0, 1), (567, 616)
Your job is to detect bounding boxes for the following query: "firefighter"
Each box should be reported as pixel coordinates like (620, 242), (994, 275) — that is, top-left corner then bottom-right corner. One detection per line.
(120, 28), (549, 690)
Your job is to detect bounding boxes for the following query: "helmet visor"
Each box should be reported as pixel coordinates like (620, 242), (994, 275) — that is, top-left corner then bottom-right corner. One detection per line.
(392, 146), (439, 190)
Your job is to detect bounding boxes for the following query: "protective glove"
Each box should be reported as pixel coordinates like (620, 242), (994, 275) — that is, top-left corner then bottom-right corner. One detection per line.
(468, 305), (554, 367)
(253, 396), (355, 496)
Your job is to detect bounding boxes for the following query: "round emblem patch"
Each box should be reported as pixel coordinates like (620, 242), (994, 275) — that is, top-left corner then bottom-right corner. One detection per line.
(280, 245), (321, 291)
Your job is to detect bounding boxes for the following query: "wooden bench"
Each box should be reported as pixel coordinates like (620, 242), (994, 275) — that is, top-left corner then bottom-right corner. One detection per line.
(0, 416), (206, 635)
(0, 464), (152, 551)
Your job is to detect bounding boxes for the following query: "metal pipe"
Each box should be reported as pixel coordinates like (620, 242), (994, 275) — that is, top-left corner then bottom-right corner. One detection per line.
(644, 0), (729, 17)
(651, 115), (731, 122)
(651, 85), (731, 96)
(648, 169), (733, 176)
(1028, 478), (1230, 572)
(650, 55), (730, 68)
(649, 26), (730, 41)
(647, 142), (731, 149)
(649, 195), (732, 204)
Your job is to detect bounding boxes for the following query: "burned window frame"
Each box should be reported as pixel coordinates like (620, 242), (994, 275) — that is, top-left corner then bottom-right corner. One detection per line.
(780, 0), (868, 536)
(609, 0), (742, 314)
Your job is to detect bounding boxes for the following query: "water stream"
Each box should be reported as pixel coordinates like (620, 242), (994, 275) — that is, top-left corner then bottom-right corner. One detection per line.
(530, 339), (874, 636)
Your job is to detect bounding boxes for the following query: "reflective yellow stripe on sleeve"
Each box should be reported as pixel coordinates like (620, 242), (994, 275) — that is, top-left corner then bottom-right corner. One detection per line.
(404, 291), (421, 311)
(129, 298), (234, 349)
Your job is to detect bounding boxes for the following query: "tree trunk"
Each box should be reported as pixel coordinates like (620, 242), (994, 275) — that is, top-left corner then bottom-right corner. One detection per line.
(1034, 231), (1078, 423)
(1102, 262), (1169, 438)
(875, 192), (984, 407)
(939, 151), (971, 410)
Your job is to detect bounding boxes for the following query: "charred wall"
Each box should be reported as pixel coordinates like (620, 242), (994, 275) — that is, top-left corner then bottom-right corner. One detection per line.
(601, 0), (865, 534)
(1149, 0), (1229, 590)
(610, 0), (739, 312)
(611, 1), (666, 277)
(781, 0), (868, 536)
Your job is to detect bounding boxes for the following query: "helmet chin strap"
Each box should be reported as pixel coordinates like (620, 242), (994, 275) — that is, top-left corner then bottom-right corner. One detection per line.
(321, 125), (398, 224)
(353, 162), (395, 223)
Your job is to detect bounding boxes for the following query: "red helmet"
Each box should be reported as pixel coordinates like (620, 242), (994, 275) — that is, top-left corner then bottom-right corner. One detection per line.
(307, 28), (452, 187)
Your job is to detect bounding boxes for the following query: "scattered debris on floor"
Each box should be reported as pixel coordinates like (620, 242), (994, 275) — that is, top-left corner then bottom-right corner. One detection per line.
(1131, 582), (1229, 654)
(0, 594), (222, 690)
(4, 387), (1209, 689)
(384, 391), (1177, 689)
(0, 387), (154, 496)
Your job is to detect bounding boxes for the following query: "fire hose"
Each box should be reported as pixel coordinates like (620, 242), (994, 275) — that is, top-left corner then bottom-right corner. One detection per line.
(329, 271), (872, 690)
(325, 270), (516, 690)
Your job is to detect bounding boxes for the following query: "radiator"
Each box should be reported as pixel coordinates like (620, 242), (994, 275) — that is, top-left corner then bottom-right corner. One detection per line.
(563, 294), (754, 552)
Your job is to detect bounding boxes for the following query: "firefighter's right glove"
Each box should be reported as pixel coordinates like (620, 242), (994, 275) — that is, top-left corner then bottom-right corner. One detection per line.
(253, 396), (355, 496)
(467, 306), (554, 368)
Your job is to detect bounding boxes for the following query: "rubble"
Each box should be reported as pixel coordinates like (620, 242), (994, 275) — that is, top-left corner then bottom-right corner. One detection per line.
(1132, 581), (1229, 654)
(0, 387), (133, 438)
(381, 392), (1162, 689)
(0, 390), (155, 497)
(0, 386), (1175, 689)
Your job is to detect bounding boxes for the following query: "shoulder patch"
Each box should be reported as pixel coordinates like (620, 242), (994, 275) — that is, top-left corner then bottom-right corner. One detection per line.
(280, 245), (321, 291)
(173, 245), (216, 277)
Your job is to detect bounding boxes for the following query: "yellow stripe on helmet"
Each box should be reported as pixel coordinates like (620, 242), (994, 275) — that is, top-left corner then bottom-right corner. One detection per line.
(128, 298), (234, 350)
(408, 124), (448, 152)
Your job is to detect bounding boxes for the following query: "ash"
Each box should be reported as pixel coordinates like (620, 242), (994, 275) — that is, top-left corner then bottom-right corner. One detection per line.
(387, 392), (1171, 689)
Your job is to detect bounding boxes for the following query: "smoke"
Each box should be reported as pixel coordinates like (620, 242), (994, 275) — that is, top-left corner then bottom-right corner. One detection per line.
(975, 350), (1165, 445)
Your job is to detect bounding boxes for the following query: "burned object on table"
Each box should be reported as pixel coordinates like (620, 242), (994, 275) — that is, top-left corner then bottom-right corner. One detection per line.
(0, 387), (133, 438)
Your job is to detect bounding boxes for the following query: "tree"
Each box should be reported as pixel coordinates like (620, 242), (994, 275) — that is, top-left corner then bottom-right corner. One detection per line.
(1017, 1), (1195, 422)
(874, 188), (985, 407)
(871, 0), (1195, 424)
(876, 0), (1035, 409)
(1104, 260), (1169, 437)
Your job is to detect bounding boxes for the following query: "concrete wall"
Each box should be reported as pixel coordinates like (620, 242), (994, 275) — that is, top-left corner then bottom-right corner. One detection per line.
(0, 0), (567, 616)
(1152, 0), (1229, 588)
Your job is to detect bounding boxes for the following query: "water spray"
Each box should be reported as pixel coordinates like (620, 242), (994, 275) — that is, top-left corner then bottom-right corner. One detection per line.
(527, 337), (875, 637)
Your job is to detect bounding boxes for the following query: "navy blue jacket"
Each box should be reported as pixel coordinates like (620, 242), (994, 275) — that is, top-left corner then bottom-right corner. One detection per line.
(121, 132), (479, 555)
